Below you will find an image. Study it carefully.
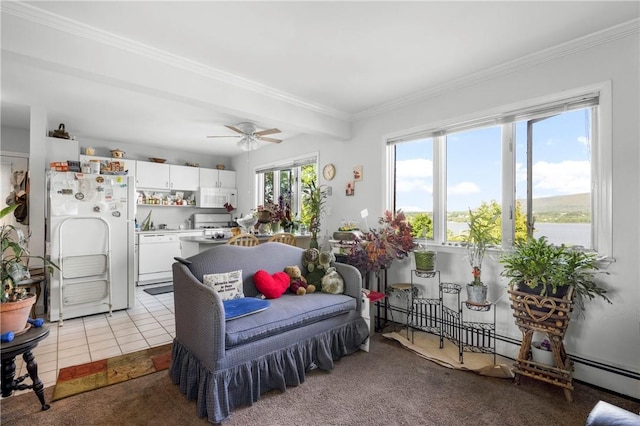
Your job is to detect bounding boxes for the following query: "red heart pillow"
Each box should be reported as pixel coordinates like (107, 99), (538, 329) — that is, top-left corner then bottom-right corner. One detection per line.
(253, 270), (290, 299)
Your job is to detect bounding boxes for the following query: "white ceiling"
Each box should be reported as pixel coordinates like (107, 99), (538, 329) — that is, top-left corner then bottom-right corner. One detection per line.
(1, 1), (639, 155)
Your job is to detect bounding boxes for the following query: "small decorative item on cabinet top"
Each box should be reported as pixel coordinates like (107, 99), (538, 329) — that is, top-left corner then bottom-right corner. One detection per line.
(148, 158), (166, 163)
(110, 148), (125, 158)
(49, 123), (70, 139)
(216, 164), (225, 170)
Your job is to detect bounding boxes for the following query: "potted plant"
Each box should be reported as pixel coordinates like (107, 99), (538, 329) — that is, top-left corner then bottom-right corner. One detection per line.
(346, 210), (415, 276)
(302, 180), (327, 249)
(465, 208), (500, 304)
(1, 204), (58, 334)
(499, 235), (611, 312)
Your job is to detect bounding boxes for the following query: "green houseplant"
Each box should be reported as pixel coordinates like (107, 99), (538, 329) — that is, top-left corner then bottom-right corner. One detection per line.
(465, 208), (500, 304)
(499, 236), (611, 312)
(1, 204), (58, 334)
(302, 180), (327, 249)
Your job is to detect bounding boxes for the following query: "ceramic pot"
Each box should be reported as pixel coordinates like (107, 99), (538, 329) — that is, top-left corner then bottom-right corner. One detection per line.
(110, 148), (125, 158)
(531, 341), (555, 365)
(1, 294), (36, 334)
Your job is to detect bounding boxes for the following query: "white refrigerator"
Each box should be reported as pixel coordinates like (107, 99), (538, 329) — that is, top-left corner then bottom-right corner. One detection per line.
(46, 171), (135, 323)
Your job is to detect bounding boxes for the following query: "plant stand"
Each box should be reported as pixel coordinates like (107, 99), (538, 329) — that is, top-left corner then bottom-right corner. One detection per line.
(508, 287), (575, 402)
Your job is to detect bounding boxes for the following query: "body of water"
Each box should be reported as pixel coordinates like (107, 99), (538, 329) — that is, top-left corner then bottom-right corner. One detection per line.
(447, 222), (590, 248)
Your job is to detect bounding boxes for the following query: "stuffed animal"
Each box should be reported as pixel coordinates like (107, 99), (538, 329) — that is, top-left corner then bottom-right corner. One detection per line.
(284, 265), (315, 296)
(253, 270), (290, 299)
(302, 248), (337, 288)
(321, 267), (344, 294)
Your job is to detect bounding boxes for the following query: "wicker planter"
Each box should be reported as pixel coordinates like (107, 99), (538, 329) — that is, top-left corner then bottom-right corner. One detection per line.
(1, 293), (36, 334)
(257, 211), (272, 224)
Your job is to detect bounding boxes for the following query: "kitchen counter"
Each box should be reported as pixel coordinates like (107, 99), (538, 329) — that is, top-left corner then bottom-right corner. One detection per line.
(137, 229), (204, 234)
(180, 234), (311, 257)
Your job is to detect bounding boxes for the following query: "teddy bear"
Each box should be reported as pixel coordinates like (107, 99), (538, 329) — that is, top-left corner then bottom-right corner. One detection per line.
(302, 248), (336, 288)
(284, 265), (316, 296)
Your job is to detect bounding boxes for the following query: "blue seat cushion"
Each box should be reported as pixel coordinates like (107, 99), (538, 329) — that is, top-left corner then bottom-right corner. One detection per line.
(225, 293), (356, 348)
(222, 298), (270, 321)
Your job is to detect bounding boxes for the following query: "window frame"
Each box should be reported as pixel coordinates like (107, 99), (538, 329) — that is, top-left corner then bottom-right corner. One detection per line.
(386, 82), (612, 256)
(255, 153), (319, 220)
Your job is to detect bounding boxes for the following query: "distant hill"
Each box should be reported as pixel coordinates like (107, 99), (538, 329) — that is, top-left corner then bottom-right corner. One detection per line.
(517, 193), (589, 213)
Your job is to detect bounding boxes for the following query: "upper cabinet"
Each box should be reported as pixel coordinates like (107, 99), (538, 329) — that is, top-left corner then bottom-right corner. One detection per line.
(136, 161), (200, 190)
(169, 165), (199, 191)
(136, 161), (170, 189)
(199, 168), (236, 188)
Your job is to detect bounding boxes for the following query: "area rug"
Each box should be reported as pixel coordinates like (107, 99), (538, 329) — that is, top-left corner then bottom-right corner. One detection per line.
(52, 343), (172, 401)
(143, 284), (173, 295)
(383, 329), (514, 378)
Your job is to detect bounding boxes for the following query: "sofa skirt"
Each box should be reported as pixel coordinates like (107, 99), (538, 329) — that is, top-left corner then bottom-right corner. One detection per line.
(169, 316), (369, 424)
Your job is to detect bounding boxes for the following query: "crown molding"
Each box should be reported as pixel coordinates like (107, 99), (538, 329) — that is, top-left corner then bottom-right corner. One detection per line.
(353, 18), (640, 121)
(1, 1), (351, 122)
(3, 2), (637, 125)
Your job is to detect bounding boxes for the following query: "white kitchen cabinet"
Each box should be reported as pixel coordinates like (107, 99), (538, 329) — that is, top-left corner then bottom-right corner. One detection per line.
(170, 165), (200, 191)
(136, 161), (170, 189)
(199, 168), (236, 188)
(46, 137), (79, 164)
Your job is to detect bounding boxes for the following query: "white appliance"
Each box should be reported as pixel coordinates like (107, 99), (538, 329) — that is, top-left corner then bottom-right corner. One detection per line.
(46, 171), (135, 323)
(197, 187), (237, 208)
(137, 233), (181, 286)
(193, 213), (234, 239)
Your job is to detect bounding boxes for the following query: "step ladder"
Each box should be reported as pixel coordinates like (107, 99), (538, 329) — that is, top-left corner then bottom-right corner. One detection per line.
(57, 216), (112, 326)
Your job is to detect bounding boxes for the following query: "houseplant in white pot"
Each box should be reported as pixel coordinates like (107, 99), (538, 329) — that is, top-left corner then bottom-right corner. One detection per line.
(1, 204), (58, 334)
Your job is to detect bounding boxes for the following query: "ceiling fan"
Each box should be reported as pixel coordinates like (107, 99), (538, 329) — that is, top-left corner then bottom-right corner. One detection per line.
(207, 122), (282, 151)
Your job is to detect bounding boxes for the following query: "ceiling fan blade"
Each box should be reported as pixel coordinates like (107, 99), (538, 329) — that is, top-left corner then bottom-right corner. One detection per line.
(255, 128), (281, 137)
(207, 135), (241, 138)
(259, 137), (282, 143)
(225, 125), (245, 135)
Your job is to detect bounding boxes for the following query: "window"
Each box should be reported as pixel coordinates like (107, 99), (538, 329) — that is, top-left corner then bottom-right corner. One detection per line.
(387, 84), (611, 254)
(514, 109), (593, 248)
(446, 126), (502, 242)
(393, 138), (434, 239)
(255, 155), (317, 223)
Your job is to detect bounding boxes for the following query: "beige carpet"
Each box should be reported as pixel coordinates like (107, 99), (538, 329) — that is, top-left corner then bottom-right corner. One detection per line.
(384, 329), (514, 379)
(2, 333), (639, 425)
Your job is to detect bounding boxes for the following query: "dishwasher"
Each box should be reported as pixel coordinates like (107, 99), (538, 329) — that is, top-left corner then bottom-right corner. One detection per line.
(137, 233), (181, 285)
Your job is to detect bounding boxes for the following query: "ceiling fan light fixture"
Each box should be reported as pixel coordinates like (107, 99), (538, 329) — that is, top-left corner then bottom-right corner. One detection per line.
(237, 136), (259, 151)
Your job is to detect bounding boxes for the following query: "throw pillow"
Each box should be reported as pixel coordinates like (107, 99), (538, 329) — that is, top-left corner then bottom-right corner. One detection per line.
(222, 298), (270, 321)
(253, 270), (290, 299)
(203, 269), (244, 301)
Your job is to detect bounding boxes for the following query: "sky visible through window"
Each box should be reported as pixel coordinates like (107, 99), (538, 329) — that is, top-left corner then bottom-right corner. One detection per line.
(395, 109), (591, 213)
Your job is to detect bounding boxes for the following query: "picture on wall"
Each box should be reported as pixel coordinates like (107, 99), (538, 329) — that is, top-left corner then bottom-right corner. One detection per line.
(345, 181), (355, 196)
(353, 165), (363, 181)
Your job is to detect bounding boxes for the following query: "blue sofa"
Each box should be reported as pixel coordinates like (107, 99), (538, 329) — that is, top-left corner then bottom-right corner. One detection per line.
(169, 242), (369, 423)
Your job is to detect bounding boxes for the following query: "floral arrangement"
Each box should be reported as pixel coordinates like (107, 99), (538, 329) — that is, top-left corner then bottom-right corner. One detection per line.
(346, 210), (415, 275)
(256, 194), (294, 230)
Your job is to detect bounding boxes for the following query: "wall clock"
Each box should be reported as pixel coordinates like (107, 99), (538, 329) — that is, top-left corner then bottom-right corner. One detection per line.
(323, 163), (336, 180)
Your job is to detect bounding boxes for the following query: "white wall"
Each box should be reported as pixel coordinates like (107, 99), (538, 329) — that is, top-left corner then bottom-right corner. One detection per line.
(1, 126), (30, 153)
(234, 32), (640, 397)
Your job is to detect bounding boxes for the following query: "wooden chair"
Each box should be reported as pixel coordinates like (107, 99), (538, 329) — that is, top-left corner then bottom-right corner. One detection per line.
(227, 233), (260, 246)
(267, 232), (297, 246)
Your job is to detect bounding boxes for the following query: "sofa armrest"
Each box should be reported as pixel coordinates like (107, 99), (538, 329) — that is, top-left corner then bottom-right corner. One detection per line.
(173, 262), (226, 372)
(586, 400), (640, 426)
(333, 262), (362, 312)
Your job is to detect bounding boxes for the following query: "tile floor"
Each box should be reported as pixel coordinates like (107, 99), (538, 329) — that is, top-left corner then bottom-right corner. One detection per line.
(7, 285), (175, 398)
